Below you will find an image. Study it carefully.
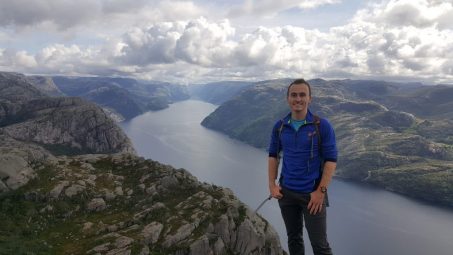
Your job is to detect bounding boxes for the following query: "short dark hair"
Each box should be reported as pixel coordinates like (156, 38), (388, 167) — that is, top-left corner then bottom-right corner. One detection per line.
(287, 79), (311, 97)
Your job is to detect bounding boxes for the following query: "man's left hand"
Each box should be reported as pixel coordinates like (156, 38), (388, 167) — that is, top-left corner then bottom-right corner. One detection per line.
(308, 190), (325, 215)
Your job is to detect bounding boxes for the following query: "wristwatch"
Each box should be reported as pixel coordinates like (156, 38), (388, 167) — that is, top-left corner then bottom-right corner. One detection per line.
(320, 186), (327, 193)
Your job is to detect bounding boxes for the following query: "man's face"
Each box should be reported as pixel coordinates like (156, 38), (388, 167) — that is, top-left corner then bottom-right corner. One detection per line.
(287, 83), (311, 113)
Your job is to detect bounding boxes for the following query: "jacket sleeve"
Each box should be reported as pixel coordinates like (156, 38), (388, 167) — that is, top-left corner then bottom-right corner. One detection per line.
(268, 121), (281, 158)
(320, 118), (338, 162)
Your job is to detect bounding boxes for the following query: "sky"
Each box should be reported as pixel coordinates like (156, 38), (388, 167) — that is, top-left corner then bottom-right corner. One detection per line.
(0, 0), (452, 84)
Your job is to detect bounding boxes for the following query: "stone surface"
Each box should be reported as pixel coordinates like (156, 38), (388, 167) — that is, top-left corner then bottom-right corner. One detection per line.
(142, 222), (164, 245)
(87, 198), (107, 212)
(0, 154), (35, 190)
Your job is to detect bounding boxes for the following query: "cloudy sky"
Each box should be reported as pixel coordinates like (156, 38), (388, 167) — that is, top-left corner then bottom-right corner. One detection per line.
(0, 0), (452, 84)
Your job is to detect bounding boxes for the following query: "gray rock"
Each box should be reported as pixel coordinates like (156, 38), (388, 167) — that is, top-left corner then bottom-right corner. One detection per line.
(82, 222), (94, 233)
(107, 224), (119, 233)
(87, 198), (107, 212)
(104, 190), (117, 201)
(213, 238), (225, 255)
(145, 185), (156, 195)
(142, 222), (164, 245)
(163, 223), (196, 247)
(106, 248), (131, 255)
(49, 181), (70, 199)
(64, 184), (86, 197)
(0, 154), (35, 190)
(0, 180), (8, 193)
(139, 246), (150, 255)
(190, 236), (213, 255)
(115, 186), (124, 196)
(115, 236), (134, 248)
(39, 205), (54, 213)
(92, 243), (110, 253)
(160, 175), (179, 190)
(235, 218), (264, 254)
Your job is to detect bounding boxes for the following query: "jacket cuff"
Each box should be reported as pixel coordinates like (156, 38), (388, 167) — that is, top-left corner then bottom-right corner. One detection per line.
(269, 153), (278, 158)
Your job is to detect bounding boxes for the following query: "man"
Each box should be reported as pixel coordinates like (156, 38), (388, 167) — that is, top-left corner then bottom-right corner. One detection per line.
(268, 79), (338, 255)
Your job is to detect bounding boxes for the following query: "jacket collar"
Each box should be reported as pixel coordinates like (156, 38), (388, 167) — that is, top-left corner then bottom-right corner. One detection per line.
(282, 109), (314, 125)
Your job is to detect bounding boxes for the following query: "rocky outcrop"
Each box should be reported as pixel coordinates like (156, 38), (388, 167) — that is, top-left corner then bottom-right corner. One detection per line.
(2, 97), (135, 155)
(27, 75), (64, 97)
(0, 72), (46, 103)
(0, 131), (56, 191)
(0, 72), (135, 191)
(0, 154), (285, 255)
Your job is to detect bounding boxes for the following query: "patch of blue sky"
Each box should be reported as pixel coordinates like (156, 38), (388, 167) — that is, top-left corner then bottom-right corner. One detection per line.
(278, 0), (372, 31)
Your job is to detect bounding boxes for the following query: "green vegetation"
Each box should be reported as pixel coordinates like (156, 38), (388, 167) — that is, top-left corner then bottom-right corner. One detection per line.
(0, 155), (263, 254)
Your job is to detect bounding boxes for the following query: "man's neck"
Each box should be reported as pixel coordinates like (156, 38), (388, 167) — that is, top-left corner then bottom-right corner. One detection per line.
(291, 110), (307, 120)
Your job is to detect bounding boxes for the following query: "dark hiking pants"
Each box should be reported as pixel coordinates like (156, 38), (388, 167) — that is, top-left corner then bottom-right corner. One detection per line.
(278, 187), (333, 255)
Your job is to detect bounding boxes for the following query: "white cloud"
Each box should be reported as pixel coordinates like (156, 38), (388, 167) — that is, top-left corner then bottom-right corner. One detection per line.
(356, 0), (453, 29)
(1, 0), (453, 84)
(119, 17), (236, 67)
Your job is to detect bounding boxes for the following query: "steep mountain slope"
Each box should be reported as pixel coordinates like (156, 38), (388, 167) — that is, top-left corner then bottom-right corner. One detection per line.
(201, 79), (453, 207)
(0, 72), (46, 103)
(27, 76), (64, 97)
(0, 72), (135, 191)
(0, 154), (284, 255)
(0, 72), (285, 254)
(189, 81), (255, 105)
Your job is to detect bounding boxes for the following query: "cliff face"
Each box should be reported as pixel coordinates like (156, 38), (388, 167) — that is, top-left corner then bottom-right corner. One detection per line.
(27, 75), (64, 97)
(2, 97), (135, 155)
(0, 72), (46, 103)
(0, 154), (284, 255)
(0, 71), (135, 191)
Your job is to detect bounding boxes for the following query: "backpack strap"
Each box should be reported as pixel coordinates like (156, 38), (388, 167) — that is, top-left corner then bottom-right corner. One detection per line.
(276, 119), (284, 161)
(313, 115), (322, 159)
(313, 114), (330, 206)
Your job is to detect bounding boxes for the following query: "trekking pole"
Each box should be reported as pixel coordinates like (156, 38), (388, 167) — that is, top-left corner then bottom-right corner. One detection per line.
(254, 195), (272, 214)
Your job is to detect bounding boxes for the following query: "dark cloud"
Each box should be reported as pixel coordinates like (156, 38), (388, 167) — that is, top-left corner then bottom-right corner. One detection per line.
(0, 0), (148, 29)
(383, 3), (432, 28)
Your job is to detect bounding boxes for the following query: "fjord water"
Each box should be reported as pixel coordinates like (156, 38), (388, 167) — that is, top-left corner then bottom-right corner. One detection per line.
(120, 100), (453, 255)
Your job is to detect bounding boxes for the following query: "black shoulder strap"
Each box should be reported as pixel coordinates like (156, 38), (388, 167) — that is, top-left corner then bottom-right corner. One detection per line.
(313, 115), (322, 157)
(313, 114), (329, 206)
(276, 119), (284, 160)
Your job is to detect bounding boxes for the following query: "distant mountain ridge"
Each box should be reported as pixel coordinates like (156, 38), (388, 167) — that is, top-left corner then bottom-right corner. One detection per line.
(200, 78), (453, 207)
(189, 81), (255, 105)
(52, 76), (190, 120)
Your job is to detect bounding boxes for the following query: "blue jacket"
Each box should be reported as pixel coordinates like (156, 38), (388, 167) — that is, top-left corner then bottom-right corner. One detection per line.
(268, 110), (338, 193)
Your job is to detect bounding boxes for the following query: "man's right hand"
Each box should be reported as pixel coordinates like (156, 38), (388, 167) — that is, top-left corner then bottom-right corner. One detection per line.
(269, 184), (283, 199)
